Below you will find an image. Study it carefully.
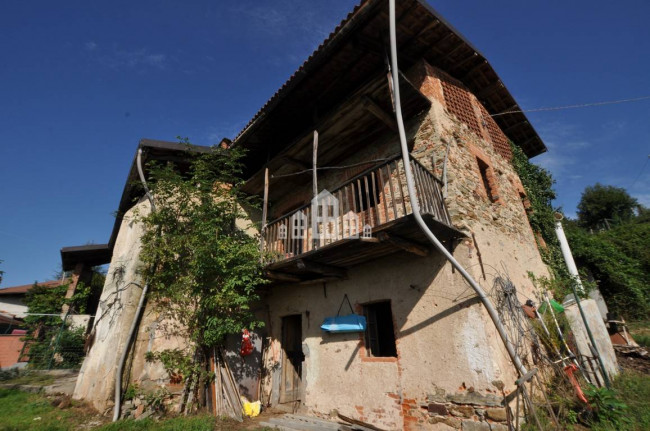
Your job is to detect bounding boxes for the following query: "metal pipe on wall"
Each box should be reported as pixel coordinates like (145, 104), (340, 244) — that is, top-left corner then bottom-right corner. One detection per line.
(113, 148), (154, 422)
(553, 213), (610, 387)
(388, 0), (527, 377)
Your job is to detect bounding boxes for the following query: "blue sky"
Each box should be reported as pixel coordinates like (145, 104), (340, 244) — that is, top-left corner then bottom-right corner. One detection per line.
(1, 0), (648, 287)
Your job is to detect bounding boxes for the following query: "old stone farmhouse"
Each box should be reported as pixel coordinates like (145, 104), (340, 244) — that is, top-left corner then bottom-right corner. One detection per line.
(62, 0), (597, 430)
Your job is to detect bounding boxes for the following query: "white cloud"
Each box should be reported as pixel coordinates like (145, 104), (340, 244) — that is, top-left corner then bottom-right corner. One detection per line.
(633, 193), (650, 207)
(87, 44), (168, 71)
(230, 1), (335, 49)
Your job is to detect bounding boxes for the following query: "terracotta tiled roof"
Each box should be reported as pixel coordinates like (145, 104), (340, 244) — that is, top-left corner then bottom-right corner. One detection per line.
(0, 280), (64, 296)
(232, 0), (546, 176)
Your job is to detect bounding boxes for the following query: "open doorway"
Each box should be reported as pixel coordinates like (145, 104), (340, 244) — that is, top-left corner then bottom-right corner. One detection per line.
(280, 314), (303, 404)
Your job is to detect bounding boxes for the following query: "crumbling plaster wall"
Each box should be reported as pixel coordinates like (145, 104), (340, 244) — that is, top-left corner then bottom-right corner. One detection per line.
(73, 198), (186, 413)
(261, 61), (551, 430)
(264, 250), (523, 430)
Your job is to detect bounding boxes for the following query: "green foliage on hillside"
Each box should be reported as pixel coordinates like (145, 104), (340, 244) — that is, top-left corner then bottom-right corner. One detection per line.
(511, 143), (649, 318)
(565, 216), (650, 319)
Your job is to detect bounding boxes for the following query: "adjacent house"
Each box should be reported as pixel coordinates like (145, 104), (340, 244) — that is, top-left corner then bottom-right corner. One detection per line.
(0, 280), (67, 319)
(0, 280), (64, 369)
(70, 1), (576, 429)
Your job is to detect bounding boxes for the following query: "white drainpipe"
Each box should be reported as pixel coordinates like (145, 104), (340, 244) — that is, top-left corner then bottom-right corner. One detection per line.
(389, 0), (527, 377)
(553, 213), (584, 293)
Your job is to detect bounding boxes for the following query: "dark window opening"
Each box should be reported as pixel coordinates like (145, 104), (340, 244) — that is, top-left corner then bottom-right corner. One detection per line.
(476, 158), (494, 201)
(363, 301), (397, 357)
(519, 192), (531, 212)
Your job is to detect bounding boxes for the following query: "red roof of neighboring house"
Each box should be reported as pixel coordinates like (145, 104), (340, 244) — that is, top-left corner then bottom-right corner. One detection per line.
(0, 280), (64, 296)
(0, 312), (24, 325)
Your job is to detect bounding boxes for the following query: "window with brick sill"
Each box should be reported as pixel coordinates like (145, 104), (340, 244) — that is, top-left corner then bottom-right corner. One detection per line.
(362, 301), (397, 358)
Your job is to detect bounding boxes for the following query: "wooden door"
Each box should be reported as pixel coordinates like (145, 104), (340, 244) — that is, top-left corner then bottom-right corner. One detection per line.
(280, 314), (303, 403)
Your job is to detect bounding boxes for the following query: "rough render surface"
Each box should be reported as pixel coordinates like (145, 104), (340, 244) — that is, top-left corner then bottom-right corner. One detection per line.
(73, 199), (258, 413)
(73, 198), (187, 412)
(259, 63), (551, 430)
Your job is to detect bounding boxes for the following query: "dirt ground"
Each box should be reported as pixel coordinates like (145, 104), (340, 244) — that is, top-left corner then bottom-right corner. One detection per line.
(615, 350), (650, 374)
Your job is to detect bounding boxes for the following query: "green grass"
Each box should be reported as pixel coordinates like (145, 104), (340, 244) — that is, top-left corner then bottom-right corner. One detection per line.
(589, 370), (650, 431)
(0, 372), (56, 386)
(97, 415), (216, 431)
(633, 334), (650, 348)
(99, 416), (273, 431)
(0, 388), (272, 430)
(0, 388), (85, 431)
(627, 321), (650, 347)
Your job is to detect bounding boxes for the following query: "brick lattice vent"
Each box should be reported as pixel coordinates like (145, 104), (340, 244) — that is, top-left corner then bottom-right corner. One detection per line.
(478, 104), (512, 160)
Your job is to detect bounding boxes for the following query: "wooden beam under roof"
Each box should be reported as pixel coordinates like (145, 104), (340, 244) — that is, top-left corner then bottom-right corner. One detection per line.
(361, 95), (397, 131)
(296, 259), (347, 278)
(377, 232), (429, 256)
(264, 271), (302, 283)
(280, 156), (311, 171)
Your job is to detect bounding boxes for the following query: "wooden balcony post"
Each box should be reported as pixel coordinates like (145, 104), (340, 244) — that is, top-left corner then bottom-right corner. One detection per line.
(260, 167), (269, 257)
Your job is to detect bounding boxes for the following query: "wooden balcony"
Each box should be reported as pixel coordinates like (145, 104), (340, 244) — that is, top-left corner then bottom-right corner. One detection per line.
(262, 156), (463, 284)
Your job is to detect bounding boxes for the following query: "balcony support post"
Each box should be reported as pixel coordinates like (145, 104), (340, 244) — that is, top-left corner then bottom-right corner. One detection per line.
(260, 167), (269, 256)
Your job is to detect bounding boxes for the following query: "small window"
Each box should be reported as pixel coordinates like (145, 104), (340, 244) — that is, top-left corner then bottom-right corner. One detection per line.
(363, 301), (397, 357)
(476, 158), (494, 201)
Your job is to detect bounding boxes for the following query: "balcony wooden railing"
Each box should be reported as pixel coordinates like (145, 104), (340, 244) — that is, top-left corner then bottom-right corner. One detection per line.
(262, 155), (452, 263)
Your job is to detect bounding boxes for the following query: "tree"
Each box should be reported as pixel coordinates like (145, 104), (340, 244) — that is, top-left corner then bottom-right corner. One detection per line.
(577, 183), (638, 229)
(22, 281), (88, 368)
(0, 260), (4, 285)
(138, 140), (267, 409)
(565, 221), (650, 319)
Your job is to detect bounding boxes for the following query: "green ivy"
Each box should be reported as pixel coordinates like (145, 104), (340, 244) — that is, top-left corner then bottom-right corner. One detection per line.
(510, 143), (572, 293)
(512, 142), (650, 318)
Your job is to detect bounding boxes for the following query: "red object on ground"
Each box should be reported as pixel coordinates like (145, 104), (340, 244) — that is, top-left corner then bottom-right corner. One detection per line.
(240, 329), (253, 356)
(564, 364), (589, 404)
(521, 304), (536, 319)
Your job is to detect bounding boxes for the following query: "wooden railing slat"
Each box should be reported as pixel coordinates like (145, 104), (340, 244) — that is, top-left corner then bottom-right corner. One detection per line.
(262, 155), (452, 262)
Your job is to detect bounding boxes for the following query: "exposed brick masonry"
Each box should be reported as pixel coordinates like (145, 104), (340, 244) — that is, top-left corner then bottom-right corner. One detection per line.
(408, 59), (513, 161)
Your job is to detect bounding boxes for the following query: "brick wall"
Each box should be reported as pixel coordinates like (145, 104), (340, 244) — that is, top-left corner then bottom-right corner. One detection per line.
(407, 59), (513, 161)
(0, 335), (25, 368)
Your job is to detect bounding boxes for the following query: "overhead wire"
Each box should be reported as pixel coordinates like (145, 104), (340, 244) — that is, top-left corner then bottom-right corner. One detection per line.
(491, 95), (650, 117)
(270, 157), (392, 179)
(629, 155), (650, 189)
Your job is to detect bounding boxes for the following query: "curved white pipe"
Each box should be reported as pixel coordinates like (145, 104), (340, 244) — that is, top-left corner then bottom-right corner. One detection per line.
(388, 0), (527, 376)
(113, 148), (155, 422)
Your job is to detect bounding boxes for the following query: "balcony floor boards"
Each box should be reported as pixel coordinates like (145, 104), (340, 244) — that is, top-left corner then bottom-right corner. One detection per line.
(265, 213), (465, 284)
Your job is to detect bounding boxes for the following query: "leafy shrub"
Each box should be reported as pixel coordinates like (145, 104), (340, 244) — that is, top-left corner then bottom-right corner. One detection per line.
(585, 386), (629, 428)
